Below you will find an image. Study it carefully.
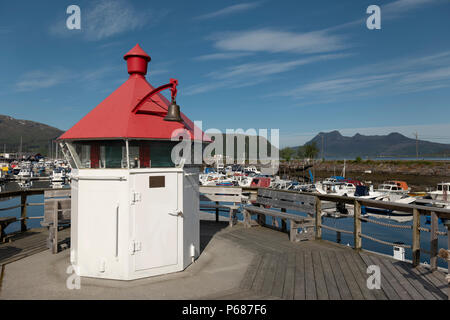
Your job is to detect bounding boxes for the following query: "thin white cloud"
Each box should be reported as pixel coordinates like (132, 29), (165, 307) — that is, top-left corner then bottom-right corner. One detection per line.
(185, 54), (352, 95)
(276, 50), (450, 103)
(194, 52), (253, 61)
(14, 63), (128, 92)
(212, 28), (347, 54)
(208, 54), (353, 80)
(15, 70), (70, 92)
(326, 0), (439, 32)
(50, 0), (155, 41)
(383, 0), (439, 16)
(195, 2), (261, 20)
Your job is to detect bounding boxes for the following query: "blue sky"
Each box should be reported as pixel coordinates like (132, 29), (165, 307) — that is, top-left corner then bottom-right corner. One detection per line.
(0, 0), (449, 147)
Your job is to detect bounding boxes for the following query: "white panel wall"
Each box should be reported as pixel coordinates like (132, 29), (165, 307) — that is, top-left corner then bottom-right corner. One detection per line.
(70, 167), (200, 280)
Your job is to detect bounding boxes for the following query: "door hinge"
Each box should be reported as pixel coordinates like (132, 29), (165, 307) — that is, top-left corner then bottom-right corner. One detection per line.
(131, 191), (141, 204)
(130, 240), (142, 255)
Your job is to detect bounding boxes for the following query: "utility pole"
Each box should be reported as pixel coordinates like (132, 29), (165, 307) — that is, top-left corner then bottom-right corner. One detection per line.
(321, 134), (324, 160)
(414, 132), (419, 160)
(19, 136), (22, 159)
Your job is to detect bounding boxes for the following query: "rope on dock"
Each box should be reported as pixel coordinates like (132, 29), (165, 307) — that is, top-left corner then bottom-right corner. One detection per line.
(321, 224), (353, 235)
(360, 233), (412, 248)
(359, 216), (413, 229)
(418, 226), (448, 236)
(0, 204), (22, 212)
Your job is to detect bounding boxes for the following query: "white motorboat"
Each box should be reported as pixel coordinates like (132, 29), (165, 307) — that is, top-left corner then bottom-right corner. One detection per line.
(51, 168), (67, 182)
(427, 182), (450, 201)
(199, 173), (235, 186)
(374, 181), (410, 201)
(315, 181), (357, 197)
(17, 167), (33, 179)
(244, 166), (260, 175)
(234, 174), (253, 187)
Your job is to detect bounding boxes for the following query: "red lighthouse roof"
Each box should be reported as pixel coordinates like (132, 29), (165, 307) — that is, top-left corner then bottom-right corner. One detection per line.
(59, 44), (208, 142)
(124, 43), (151, 61)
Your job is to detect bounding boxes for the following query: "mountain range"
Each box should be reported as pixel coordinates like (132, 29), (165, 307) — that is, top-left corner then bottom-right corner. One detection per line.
(302, 130), (450, 158)
(2, 114), (449, 159)
(0, 115), (63, 155)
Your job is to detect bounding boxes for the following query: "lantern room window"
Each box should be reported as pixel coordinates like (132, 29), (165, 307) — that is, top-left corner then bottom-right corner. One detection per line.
(66, 140), (127, 169)
(128, 141), (176, 169)
(64, 140), (177, 169)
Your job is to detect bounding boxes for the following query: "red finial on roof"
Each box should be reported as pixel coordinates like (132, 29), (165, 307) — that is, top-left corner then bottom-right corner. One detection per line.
(124, 44), (151, 76)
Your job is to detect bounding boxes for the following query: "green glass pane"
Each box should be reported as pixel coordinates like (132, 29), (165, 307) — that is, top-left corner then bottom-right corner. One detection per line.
(151, 142), (175, 168)
(105, 145), (122, 168)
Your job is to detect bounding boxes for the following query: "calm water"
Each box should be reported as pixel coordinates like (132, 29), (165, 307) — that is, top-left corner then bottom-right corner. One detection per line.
(1, 181), (448, 269)
(0, 180), (69, 233)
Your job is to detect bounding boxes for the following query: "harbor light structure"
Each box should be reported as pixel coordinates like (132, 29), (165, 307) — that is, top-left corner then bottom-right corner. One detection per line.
(58, 44), (209, 280)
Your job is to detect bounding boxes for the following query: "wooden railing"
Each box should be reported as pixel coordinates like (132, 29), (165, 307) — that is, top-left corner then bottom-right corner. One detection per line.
(0, 188), (53, 240)
(306, 192), (450, 270)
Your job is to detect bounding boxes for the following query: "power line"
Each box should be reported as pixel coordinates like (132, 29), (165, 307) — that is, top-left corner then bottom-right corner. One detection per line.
(413, 132), (418, 160)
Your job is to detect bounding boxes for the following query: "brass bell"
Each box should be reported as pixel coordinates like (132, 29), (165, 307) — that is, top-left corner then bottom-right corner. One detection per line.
(164, 100), (183, 122)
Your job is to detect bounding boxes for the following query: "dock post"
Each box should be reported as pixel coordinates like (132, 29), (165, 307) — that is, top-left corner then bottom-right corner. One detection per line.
(20, 193), (27, 232)
(412, 208), (421, 267)
(353, 200), (362, 250)
(430, 212), (438, 271)
(215, 201), (219, 222)
(336, 231), (341, 244)
(280, 208), (286, 231)
(315, 196), (322, 240)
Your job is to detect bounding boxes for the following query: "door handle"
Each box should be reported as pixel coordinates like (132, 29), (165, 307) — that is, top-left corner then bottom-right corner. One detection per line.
(168, 210), (183, 217)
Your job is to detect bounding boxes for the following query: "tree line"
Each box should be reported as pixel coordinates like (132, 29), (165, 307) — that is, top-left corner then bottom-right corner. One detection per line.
(280, 141), (320, 161)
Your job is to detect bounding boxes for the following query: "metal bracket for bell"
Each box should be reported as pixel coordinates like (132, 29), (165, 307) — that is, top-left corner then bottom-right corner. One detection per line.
(164, 100), (183, 122)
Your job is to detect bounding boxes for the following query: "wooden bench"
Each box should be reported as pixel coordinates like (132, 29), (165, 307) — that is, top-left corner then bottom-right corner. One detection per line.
(243, 188), (316, 242)
(41, 189), (71, 253)
(199, 186), (243, 227)
(0, 216), (16, 243)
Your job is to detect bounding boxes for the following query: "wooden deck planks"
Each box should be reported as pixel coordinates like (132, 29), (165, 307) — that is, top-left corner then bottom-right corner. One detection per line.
(271, 253), (287, 298)
(311, 251), (329, 300)
(227, 224), (447, 300)
(409, 266), (447, 300)
(240, 254), (263, 290)
(333, 251), (365, 299)
(282, 252), (296, 300)
(414, 266), (448, 298)
(326, 250), (353, 300)
(304, 251), (317, 300)
(0, 227), (70, 266)
(376, 256), (424, 300)
(319, 250), (341, 300)
(260, 254), (278, 296)
(252, 253), (272, 293)
(359, 252), (401, 300)
(342, 252), (376, 300)
(392, 262), (437, 300)
(348, 252), (388, 300)
(293, 251), (305, 299)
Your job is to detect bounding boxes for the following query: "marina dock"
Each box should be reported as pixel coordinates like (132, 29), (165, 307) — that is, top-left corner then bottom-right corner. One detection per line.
(0, 219), (447, 300)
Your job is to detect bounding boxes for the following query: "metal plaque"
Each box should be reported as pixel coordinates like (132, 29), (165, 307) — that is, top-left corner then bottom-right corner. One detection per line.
(149, 176), (165, 188)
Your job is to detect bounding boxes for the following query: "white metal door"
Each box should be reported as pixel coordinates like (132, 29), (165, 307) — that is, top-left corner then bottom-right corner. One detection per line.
(133, 172), (179, 271)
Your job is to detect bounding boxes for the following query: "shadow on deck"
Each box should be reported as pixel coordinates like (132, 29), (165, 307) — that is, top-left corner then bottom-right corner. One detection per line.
(206, 225), (448, 300)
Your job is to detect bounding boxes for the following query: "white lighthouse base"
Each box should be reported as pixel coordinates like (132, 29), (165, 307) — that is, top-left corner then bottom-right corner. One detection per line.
(69, 167), (200, 280)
